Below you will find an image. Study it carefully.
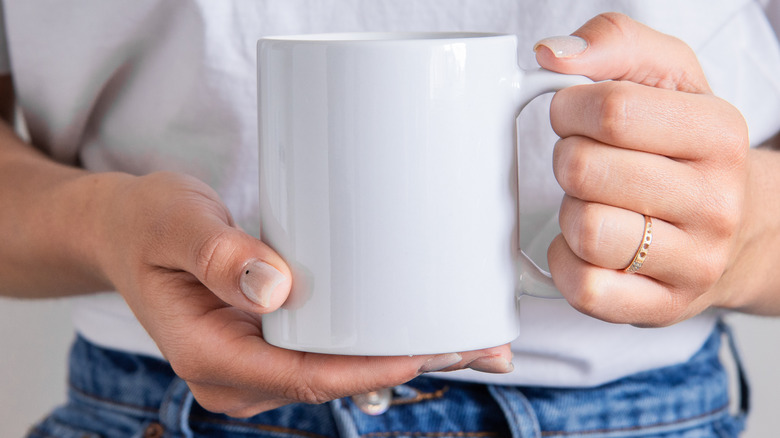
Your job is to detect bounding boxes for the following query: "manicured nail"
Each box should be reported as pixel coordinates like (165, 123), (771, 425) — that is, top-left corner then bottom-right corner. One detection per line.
(467, 356), (514, 374)
(418, 353), (462, 373)
(534, 35), (588, 58)
(240, 260), (287, 307)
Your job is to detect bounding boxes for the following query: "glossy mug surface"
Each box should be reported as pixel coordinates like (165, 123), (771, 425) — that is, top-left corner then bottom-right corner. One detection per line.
(257, 32), (589, 355)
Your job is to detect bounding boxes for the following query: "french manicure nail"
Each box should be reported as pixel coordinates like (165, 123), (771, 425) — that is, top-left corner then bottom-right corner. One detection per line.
(240, 260), (288, 307)
(418, 353), (462, 373)
(533, 35), (588, 58)
(467, 356), (514, 374)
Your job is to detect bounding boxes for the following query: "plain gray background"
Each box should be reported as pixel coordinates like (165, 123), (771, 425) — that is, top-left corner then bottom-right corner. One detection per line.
(0, 297), (777, 437)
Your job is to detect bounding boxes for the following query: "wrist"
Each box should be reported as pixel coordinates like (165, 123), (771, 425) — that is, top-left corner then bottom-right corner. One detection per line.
(79, 171), (139, 292)
(32, 168), (135, 296)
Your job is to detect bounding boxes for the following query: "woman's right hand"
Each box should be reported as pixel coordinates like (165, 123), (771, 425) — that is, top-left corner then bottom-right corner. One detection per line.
(95, 171), (512, 417)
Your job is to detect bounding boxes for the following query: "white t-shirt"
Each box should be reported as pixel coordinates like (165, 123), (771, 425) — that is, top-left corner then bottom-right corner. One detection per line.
(1, 0), (779, 387)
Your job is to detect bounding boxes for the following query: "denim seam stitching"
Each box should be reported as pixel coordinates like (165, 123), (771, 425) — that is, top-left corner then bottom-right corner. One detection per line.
(539, 403), (731, 437)
(189, 416), (332, 438)
(361, 432), (500, 437)
(68, 381), (159, 416)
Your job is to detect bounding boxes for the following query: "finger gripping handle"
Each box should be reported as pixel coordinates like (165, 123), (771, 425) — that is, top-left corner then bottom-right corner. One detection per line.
(514, 68), (592, 299)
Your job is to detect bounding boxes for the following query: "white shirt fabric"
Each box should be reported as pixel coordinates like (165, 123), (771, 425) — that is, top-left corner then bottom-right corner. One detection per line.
(1, 0), (779, 387)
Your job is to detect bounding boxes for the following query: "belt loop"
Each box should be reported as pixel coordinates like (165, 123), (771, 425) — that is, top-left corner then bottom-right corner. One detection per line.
(159, 377), (196, 438)
(719, 318), (751, 417)
(329, 398), (361, 438)
(488, 385), (541, 438)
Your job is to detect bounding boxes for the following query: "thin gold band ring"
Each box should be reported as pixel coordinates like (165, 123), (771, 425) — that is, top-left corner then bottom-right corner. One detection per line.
(624, 215), (653, 274)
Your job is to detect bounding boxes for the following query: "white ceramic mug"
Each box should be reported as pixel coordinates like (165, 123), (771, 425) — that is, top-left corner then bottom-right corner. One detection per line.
(257, 32), (589, 355)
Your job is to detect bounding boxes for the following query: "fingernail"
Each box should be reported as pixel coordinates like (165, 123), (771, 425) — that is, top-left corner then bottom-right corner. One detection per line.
(467, 356), (514, 374)
(534, 35), (588, 58)
(418, 353), (462, 373)
(240, 260), (288, 307)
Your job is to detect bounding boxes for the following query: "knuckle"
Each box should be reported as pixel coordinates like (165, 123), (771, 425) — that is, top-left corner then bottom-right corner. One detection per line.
(701, 258), (727, 289)
(194, 228), (235, 283)
(572, 204), (607, 263)
(711, 204), (741, 240)
(594, 12), (636, 40)
(272, 358), (334, 405)
(596, 12), (635, 34)
(286, 382), (331, 405)
(566, 271), (605, 317)
(597, 83), (632, 145)
(688, 242), (729, 289)
(693, 187), (742, 243)
(553, 139), (598, 198)
(169, 355), (208, 384)
(715, 103), (750, 163)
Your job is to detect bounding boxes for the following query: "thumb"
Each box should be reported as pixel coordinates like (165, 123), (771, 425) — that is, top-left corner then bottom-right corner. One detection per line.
(533, 12), (711, 94)
(174, 203), (292, 314)
(193, 225), (292, 314)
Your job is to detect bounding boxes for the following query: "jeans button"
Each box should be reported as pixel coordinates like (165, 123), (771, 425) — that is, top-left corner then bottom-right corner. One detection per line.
(351, 387), (393, 415)
(143, 422), (165, 438)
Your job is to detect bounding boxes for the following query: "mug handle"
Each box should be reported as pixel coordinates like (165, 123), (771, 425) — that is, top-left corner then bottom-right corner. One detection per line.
(514, 68), (592, 299)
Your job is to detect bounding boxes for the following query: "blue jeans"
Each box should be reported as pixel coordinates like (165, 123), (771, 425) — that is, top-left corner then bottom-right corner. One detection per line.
(28, 321), (747, 438)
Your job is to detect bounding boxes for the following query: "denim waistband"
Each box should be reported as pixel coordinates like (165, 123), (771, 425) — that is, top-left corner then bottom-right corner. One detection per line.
(33, 320), (747, 438)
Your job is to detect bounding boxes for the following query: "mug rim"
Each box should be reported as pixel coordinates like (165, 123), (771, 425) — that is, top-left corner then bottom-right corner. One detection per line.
(260, 31), (511, 43)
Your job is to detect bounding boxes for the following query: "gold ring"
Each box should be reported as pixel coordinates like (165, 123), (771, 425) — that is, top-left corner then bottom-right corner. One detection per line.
(624, 215), (653, 274)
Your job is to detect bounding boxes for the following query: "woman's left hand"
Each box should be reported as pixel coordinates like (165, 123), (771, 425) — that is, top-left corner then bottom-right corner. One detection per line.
(534, 13), (763, 326)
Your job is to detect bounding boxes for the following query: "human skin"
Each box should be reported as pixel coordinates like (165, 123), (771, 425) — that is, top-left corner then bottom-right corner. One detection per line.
(536, 13), (780, 325)
(0, 102), (515, 417)
(1, 12), (779, 417)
